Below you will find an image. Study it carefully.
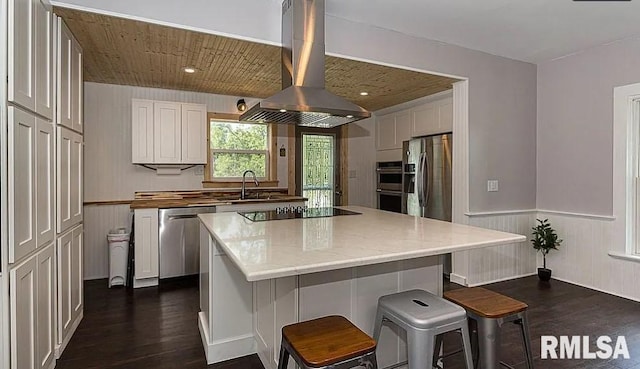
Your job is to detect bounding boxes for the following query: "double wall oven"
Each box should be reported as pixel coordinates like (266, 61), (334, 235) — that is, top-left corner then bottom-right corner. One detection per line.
(376, 161), (403, 213)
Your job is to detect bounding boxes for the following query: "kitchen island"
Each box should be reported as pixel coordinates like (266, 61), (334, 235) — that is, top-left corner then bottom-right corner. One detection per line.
(197, 206), (525, 368)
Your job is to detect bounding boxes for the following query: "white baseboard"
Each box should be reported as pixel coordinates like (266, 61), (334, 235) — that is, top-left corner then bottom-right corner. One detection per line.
(449, 273), (467, 286)
(550, 276), (640, 304)
(133, 277), (158, 288)
(466, 272), (537, 287)
(198, 312), (256, 365)
(55, 310), (83, 359)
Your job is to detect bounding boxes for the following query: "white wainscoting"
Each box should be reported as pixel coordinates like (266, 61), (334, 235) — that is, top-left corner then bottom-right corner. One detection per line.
(453, 211), (536, 287)
(539, 212), (640, 302)
(83, 204), (132, 280)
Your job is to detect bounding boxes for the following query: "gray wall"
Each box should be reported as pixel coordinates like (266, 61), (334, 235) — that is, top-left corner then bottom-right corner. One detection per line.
(55, 0), (538, 212)
(537, 37), (640, 215)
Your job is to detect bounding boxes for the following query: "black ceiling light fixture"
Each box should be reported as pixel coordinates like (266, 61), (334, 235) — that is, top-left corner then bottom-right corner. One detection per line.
(236, 99), (247, 112)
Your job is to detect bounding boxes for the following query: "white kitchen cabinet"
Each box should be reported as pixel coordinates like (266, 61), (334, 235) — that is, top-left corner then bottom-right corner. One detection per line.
(132, 99), (208, 165)
(134, 208), (159, 284)
(36, 119), (55, 247)
(411, 97), (453, 137)
(376, 111), (411, 151)
(8, 0), (52, 117)
(131, 99), (155, 163)
(10, 254), (37, 369)
(57, 127), (83, 234)
(181, 103), (208, 164)
(57, 18), (72, 128)
(57, 225), (83, 354)
(153, 101), (182, 164)
(57, 17), (83, 133)
(36, 243), (55, 369)
(9, 107), (36, 264)
(71, 37), (83, 133)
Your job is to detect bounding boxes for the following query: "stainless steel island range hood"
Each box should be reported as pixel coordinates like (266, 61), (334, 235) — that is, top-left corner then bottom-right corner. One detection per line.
(240, 0), (371, 128)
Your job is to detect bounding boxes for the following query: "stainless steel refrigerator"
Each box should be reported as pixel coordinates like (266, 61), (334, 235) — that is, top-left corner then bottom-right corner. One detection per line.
(402, 133), (453, 273)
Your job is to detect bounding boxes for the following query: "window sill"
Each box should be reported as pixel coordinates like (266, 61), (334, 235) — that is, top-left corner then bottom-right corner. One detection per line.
(608, 251), (640, 263)
(202, 180), (279, 189)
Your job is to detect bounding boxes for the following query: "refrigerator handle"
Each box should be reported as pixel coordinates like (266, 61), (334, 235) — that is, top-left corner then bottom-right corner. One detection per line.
(416, 153), (424, 207)
(424, 149), (431, 209)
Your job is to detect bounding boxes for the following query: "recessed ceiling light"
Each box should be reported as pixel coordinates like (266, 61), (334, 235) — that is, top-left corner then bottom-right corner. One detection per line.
(279, 109), (287, 113)
(184, 67), (196, 73)
(359, 91), (369, 96)
(346, 115), (354, 119)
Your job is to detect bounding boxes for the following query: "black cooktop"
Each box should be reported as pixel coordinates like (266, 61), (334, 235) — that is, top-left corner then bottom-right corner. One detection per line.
(238, 207), (361, 222)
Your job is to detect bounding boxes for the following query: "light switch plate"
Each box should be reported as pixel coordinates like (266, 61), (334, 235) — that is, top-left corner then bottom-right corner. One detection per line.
(349, 170), (357, 179)
(195, 165), (204, 175)
(487, 180), (499, 192)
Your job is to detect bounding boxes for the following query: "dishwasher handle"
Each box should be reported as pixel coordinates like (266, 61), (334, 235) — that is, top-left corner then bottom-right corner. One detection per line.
(166, 214), (199, 220)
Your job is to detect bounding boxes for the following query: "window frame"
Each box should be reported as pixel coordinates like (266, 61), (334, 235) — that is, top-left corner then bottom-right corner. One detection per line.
(203, 113), (278, 185)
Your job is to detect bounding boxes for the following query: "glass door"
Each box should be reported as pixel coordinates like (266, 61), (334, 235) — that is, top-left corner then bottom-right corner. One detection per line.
(296, 127), (342, 208)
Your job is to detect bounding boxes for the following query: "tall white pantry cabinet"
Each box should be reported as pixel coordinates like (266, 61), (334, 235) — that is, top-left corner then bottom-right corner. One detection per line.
(5, 1), (84, 368)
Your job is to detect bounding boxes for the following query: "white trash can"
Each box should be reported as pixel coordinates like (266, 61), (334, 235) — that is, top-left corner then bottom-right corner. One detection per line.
(107, 228), (130, 288)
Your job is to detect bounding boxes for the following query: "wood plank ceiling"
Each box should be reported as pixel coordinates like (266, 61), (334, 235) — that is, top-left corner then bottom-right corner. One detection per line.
(54, 7), (460, 112)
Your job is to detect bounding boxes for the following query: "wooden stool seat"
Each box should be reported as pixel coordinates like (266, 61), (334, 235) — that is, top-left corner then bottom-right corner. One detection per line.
(444, 287), (528, 318)
(281, 315), (377, 367)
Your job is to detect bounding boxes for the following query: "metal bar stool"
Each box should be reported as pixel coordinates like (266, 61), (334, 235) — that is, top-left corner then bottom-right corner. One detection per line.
(372, 289), (474, 369)
(444, 287), (534, 369)
(278, 315), (378, 369)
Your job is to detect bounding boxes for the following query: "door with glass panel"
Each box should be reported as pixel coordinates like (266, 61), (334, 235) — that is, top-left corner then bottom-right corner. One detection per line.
(295, 127), (342, 208)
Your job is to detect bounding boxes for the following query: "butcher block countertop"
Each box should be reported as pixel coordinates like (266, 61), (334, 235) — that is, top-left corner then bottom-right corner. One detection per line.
(129, 188), (306, 209)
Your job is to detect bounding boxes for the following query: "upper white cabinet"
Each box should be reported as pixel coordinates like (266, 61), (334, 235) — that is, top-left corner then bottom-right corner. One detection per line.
(57, 17), (83, 133)
(9, 0), (53, 119)
(36, 119), (55, 247)
(132, 99), (207, 164)
(181, 103), (208, 164)
(376, 111), (411, 151)
(57, 127), (83, 234)
(411, 97), (453, 137)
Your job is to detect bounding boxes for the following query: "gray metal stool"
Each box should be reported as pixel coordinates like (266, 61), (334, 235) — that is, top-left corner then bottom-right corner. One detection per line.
(372, 289), (474, 369)
(444, 287), (534, 369)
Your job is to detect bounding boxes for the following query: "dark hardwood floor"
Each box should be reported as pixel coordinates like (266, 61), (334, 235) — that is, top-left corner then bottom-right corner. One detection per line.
(56, 275), (640, 369)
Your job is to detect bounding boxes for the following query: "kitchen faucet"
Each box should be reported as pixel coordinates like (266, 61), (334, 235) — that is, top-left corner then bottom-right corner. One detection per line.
(241, 170), (259, 200)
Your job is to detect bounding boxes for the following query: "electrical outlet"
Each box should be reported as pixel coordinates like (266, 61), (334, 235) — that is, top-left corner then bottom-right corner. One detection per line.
(349, 170), (357, 179)
(195, 166), (204, 175)
(487, 180), (499, 192)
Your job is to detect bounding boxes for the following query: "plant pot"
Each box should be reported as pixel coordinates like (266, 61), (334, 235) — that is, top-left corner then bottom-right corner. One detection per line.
(538, 267), (552, 281)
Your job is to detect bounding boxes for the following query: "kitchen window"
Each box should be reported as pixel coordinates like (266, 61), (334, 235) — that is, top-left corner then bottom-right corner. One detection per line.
(204, 116), (278, 186)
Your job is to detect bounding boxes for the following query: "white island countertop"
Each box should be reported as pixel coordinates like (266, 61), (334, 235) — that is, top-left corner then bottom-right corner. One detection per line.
(198, 206), (526, 282)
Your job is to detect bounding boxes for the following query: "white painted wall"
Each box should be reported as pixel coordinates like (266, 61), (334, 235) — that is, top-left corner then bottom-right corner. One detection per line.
(347, 117), (376, 208)
(55, 0), (538, 213)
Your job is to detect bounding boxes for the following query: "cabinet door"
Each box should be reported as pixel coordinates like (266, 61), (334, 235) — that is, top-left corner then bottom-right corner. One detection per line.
(36, 243), (55, 369)
(71, 37), (83, 133)
(71, 226), (84, 320)
(8, 0), (36, 111)
(181, 103), (207, 164)
(57, 18), (73, 128)
(131, 99), (154, 164)
(395, 111), (411, 147)
(10, 255), (37, 369)
(57, 127), (72, 233)
(412, 103), (438, 137)
(153, 102), (182, 164)
(34, 0), (53, 119)
(438, 98), (453, 133)
(36, 119), (54, 247)
(134, 209), (159, 279)
(9, 107), (36, 264)
(57, 229), (73, 342)
(376, 114), (396, 150)
(70, 132), (83, 226)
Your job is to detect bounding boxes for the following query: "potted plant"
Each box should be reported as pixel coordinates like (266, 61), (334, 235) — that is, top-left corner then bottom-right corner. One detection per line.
(531, 218), (562, 281)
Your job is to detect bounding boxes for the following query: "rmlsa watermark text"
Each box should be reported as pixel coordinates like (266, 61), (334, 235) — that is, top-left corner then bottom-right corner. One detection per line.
(541, 336), (629, 360)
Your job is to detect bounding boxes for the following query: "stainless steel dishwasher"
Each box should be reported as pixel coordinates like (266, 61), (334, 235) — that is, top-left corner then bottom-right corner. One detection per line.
(158, 206), (217, 279)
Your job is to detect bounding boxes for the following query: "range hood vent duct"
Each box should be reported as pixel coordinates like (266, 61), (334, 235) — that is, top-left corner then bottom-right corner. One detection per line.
(240, 0), (370, 128)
